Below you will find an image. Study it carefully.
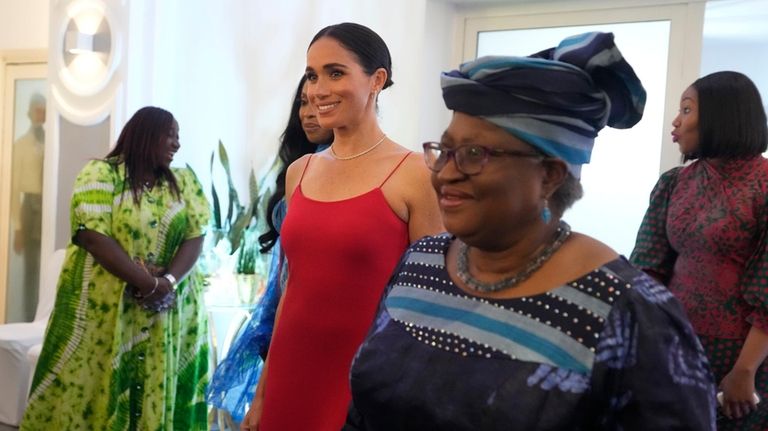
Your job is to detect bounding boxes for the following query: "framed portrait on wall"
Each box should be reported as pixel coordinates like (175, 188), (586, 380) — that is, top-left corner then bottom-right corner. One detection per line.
(0, 62), (47, 324)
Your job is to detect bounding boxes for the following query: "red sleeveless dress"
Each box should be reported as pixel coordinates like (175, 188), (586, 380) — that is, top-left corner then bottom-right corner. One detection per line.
(259, 154), (411, 431)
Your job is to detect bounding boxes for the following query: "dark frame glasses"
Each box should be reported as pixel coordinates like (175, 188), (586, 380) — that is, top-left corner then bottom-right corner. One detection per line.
(422, 142), (544, 175)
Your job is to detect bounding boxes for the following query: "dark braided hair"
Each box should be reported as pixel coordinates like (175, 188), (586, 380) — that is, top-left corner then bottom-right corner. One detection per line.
(105, 106), (180, 204)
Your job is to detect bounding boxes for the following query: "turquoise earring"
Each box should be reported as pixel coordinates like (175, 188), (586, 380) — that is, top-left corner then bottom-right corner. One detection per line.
(541, 198), (552, 224)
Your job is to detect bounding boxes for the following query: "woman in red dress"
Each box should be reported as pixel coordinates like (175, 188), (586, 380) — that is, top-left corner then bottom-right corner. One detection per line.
(632, 71), (768, 430)
(240, 22), (443, 431)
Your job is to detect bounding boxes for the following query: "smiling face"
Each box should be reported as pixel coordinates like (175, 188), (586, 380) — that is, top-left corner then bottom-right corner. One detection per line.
(433, 112), (548, 247)
(671, 86), (700, 157)
(304, 36), (384, 130)
(158, 119), (180, 169)
(299, 81), (334, 144)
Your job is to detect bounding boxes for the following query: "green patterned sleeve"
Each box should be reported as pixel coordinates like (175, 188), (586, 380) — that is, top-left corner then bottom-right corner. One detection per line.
(176, 167), (211, 240)
(70, 160), (117, 240)
(629, 167), (682, 285)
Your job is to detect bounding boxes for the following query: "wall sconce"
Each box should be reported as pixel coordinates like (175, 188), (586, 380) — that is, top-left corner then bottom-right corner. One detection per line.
(62, 13), (111, 61)
(57, 0), (117, 96)
(64, 29), (110, 55)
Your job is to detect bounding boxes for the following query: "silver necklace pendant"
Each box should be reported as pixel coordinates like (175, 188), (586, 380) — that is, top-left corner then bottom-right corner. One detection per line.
(456, 221), (571, 293)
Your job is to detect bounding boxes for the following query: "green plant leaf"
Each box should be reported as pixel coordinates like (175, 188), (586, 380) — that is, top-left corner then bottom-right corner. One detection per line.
(209, 152), (222, 230)
(205, 139), (273, 281)
(218, 140), (241, 228)
(248, 169), (261, 219)
(236, 233), (258, 274)
(228, 202), (254, 254)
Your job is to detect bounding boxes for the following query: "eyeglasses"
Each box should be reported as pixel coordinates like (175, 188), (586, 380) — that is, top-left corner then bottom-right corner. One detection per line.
(422, 142), (544, 175)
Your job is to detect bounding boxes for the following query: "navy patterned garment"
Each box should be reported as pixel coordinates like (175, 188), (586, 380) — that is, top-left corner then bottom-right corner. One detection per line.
(345, 235), (716, 431)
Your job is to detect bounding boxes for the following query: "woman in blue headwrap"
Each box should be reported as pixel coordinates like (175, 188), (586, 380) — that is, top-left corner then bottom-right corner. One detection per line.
(344, 32), (716, 430)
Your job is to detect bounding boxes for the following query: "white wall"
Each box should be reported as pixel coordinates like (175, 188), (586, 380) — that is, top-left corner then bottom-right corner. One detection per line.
(123, 0), (456, 201)
(419, 0), (458, 144)
(701, 38), (768, 106)
(0, 0), (49, 50)
(700, 0), (768, 111)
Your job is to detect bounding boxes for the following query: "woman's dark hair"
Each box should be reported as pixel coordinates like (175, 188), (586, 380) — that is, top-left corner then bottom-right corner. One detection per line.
(689, 71), (767, 160)
(550, 173), (583, 217)
(257, 76), (331, 253)
(309, 22), (394, 90)
(106, 106), (180, 203)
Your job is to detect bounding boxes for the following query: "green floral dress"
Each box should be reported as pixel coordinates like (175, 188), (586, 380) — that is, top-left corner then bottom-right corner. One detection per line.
(21, 159), (211, 431)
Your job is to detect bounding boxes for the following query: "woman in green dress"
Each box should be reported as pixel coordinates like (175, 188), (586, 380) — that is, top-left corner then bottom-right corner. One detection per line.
(21, 106), (211, 430)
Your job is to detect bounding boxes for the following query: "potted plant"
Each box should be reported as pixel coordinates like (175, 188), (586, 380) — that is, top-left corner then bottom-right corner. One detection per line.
(200, 140), (269, 306)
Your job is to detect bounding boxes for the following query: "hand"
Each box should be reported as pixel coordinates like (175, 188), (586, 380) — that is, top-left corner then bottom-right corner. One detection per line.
(133, 277), (176, 312)
(145, 262), (166, 276)
(719, 366), (759, 419)
(240, 395), (264, 431)
(13, 229), (24, 253)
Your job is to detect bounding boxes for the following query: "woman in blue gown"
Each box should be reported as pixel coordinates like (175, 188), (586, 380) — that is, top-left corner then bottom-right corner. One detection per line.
(345, 32), (716, 430)
(206, 76), (333, 422)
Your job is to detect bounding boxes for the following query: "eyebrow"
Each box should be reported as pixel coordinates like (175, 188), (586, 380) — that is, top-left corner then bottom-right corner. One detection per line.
(305, 63), (350, 73)
(441, 130), (486, 144)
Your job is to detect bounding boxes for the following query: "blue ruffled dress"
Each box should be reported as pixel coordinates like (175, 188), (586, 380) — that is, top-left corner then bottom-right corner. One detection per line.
(206, 200), (287, 422)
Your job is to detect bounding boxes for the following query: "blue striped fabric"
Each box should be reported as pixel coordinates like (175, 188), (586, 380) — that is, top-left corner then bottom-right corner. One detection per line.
(441, 32), (646, 177)
(386, 284), (595, 373)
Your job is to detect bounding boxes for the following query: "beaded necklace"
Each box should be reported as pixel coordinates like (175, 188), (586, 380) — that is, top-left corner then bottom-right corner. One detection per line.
(456, 221), (571, 293)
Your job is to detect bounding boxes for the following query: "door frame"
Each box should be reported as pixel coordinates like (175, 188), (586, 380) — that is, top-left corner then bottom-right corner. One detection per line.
(0, 50), (47, 323)
(458, 0), (706, 174)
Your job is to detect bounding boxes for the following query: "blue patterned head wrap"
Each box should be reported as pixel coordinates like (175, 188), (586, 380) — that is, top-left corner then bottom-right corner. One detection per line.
(441, 32), (646, 177)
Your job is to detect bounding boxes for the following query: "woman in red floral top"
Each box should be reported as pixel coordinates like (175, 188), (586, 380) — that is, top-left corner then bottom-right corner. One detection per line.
(631, 71), (768, 430)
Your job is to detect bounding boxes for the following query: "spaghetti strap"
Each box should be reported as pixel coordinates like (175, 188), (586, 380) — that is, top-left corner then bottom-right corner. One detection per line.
(379, 152), (412, 188)
(298, 154), (314, 186)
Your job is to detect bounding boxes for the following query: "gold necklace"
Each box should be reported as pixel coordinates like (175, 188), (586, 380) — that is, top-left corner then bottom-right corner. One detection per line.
(330, 135), (387, 160)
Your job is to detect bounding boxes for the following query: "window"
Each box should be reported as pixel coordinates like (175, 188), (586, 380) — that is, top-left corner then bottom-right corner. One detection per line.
(461, 2), (705, 255)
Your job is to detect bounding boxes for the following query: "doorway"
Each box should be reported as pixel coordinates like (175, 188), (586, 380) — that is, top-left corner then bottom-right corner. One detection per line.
(0, 62), (47, 323)
(460, 2), (704, 255)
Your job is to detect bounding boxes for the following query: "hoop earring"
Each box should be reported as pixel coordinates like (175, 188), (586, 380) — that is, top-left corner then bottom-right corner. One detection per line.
(541, 198), (552, 224)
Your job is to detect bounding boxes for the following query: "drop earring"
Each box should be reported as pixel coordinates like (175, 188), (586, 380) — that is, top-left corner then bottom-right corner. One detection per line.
(541, 198), (552, 224)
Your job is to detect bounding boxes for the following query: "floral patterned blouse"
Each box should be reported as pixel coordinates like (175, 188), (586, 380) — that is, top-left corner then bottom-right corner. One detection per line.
(631, 157), (768, 338)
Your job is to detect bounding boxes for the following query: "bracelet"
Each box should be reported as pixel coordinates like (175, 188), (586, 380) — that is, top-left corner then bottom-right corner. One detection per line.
(141, 277), (159, 299)
(163, 273), (178, 288)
